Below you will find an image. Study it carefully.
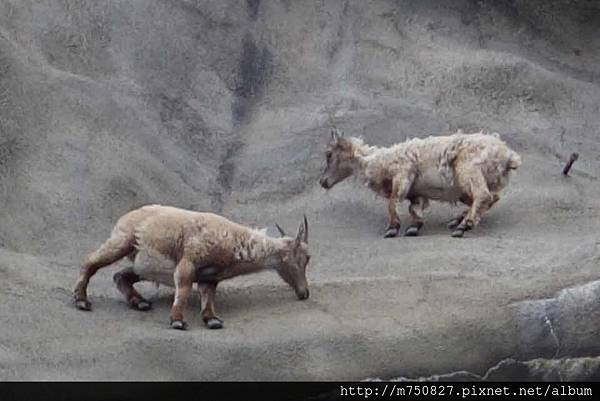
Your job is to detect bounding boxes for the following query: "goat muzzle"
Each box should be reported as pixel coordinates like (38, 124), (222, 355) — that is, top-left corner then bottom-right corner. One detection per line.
(297, 288), (310, 300)
(319, 177), (330, 189)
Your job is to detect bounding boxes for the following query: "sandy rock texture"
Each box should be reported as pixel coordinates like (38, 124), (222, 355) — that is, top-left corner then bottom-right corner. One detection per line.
(1, 0), (599, 380)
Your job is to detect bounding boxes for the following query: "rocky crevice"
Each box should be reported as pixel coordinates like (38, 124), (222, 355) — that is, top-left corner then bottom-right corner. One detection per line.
(381, 278), (600, 381)
(383, 356), (600, 382)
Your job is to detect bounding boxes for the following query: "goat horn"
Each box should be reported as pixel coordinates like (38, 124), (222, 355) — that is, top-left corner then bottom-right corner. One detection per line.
(275, 223), (286, 237)
(303, 215), (308, 243)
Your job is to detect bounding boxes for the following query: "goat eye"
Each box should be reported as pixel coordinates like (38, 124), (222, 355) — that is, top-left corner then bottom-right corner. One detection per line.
(325, 151), (332, 160)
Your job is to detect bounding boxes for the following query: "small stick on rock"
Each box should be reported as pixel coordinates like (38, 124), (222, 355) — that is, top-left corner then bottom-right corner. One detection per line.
(562, 152), (579, 176)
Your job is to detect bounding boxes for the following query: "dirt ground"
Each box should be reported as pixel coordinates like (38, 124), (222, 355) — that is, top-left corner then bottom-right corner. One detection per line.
(1, 0), (600, 380)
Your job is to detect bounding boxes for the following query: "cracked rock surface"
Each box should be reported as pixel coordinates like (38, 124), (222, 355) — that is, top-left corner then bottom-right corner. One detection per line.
(383, 278), (600, 381)
(384, 355), (600, 381)
(1, 0), (600, 380)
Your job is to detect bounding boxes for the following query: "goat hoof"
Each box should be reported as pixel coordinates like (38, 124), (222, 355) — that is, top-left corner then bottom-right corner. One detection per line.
(133, 300), (152, 311)
(383, 227), (400, 238)
(404, 227), (420, 236)
(451, 228), (465, 238)
(170, 320), (187, 330)
(204, 317), (224, 330)
(405, 222), (423, 237)
(75, 299), (92, 311)
(447, 218), (461, 230)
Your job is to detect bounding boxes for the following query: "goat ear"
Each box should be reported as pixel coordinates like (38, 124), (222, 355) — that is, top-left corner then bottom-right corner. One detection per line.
(295, 216), (308, 244)
(275, 223), (286, 237)
(331, 128), (341, 144)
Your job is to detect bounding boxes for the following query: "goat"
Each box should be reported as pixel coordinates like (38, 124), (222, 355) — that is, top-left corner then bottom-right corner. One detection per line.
(319, 128), (521, 238)
(73, 205), (310, 330)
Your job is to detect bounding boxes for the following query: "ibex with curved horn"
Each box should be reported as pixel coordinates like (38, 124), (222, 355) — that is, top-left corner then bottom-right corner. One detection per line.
(73, 205), (311, 330)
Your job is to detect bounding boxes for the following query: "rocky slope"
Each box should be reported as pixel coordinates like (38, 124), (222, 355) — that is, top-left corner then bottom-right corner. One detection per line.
(1, 0), (599, 380)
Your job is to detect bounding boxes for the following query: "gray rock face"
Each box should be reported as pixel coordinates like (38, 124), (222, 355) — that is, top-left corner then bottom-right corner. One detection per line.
(386, 276), (600, 381)
(1, 0), (600, 380)
(485, 357), (600, 381)
(386, 356), (600, 381)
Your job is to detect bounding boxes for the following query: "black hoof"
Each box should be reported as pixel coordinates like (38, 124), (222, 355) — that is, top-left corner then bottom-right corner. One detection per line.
(170, 320), (187, 330)
(451, 224), (468, 238)
(451, 229), (464, 238)
(75, 299), (92, 311)
(204, 317), (224, 330)
(404, 227), (420, 236)
(447, 218), (461, 230)
(132, 300), (152, 311)
(384, 227), (400, 238)
(405, 222), (423, 237)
